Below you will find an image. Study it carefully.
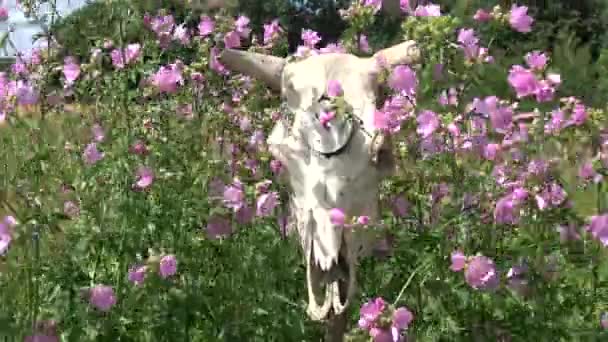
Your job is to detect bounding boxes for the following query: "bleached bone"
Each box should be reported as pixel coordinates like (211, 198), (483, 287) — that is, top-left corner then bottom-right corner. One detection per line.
(220, 40), (420, 332)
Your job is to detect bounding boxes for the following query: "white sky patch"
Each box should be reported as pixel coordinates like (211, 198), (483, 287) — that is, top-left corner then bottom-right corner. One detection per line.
(0, 0), (89, 56)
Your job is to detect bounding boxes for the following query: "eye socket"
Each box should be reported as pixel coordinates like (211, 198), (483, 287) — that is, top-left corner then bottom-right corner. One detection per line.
(317, 94), (331, 103)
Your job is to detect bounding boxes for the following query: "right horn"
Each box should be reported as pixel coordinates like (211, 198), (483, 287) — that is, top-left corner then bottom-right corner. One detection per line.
(372, 40), (421, 67)
(219, 49), (286, 91)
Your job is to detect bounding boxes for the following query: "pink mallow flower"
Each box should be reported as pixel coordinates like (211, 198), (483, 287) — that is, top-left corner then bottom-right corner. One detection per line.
(0, 215), (16, 255)
(62, 56), (80, 85)
(587, 214), (608, 247)
(133, 166), (155, 190)
(256, 191), (279, 217)
(0, 8), (8, 22)
(329, 208), (346, 226)
(128, 264), (148, 286)
(151, 62), (184, 93)
(198, 15), (215, 37)
(450, 250), (467, 272)
(509, 5), (534, 33)
(83, 142), (104, 165)
(263, 19), (283, 45)
(327, 79), (343, 97)
(159, 254), (177, 278)
(88, 285), (117, 312)
(464, 255), (500, 290)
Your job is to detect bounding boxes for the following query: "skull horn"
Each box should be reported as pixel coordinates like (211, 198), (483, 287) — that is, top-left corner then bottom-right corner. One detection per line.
(373, 40), (421, 67)
(219, 49), (286, 91)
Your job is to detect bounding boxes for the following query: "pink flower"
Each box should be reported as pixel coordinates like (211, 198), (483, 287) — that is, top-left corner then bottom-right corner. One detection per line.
(125, 43), (141, 64)
(450, 250), (467, 272)
(129, 140), (149, 155)
(489, 106), (513, 134)
(358, 297), (386, 329)
(270, 159), (283, 174)
(0, 216), (16, 255)
(11, 60), (27, 76)
(329, 208), (346, 226)
(159, 254), (177, 278)
(357, 216), (370, 225)
(128, 264), (147, 285)
(110, 49), (125, 69)
(414, 4), (441, 17)
(388, 65), (417, 95)
(400, 0), (411, 13)
(223, 181), (246, 211)
(363, 0), (382, 11)
(14, 80), (39, 105)
(391, 306), (414, 337)
(359, 34), (371, 53)
(134, 166), (154, 190)
(255, 180), (273, 194)
(509, 5), (534, 33)
(63, 200), (80, 218)
(62, 56), (80, 85)
(534, 79), (556, 103)
(301, 29), (321, 48)
(508, 65), (538, 98)
(83, 143), (104, 165)
(416, 110), (440, 138)
(482, 143), (501, 161)
(198, 15), (215, 37)
(525, 51), (547, 70)
(263, 19), (282, 45)
(234, 15), (251, 38)
(588, 214), (608, 246)
(579, 161), (602, 183)
(209, 47), (228, 75)
(0, 8), (8, 22)
(327, 80), (343, 97)
(224, 30), (241, 49)
(457, 28), (479, 48)
(373, 109), (390, 131)
(319, 111), (336, 128)
(464, 255), (500, 290)
(151, 62), (183, 93)
(236, 205), (254, 224)
(206, 215), (233, 239)
(173, 24), (190, 45)
(568, 103), (587, 126)
(458, 28), (482, 60)
(494, 193), (519, 224)
(256, 192), (279, 217)
(89, 285), (117, 312)
(473, 9), (492, 22)
(534, 182), (567, 211)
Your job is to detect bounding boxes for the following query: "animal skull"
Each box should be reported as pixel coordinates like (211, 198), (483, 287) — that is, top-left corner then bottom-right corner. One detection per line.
(220, 41), (420, 322)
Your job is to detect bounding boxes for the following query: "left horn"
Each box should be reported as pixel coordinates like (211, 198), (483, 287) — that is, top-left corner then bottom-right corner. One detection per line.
(219, 49), (286, 91)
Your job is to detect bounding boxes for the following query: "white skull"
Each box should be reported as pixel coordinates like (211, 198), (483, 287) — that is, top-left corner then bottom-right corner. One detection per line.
(220, 41), (420, 321)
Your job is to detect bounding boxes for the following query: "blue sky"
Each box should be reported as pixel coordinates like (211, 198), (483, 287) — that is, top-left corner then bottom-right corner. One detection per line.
(1, 0), (88, 56)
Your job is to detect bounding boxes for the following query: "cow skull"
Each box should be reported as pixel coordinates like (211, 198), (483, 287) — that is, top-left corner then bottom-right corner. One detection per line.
(220, 41), (420, 322)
